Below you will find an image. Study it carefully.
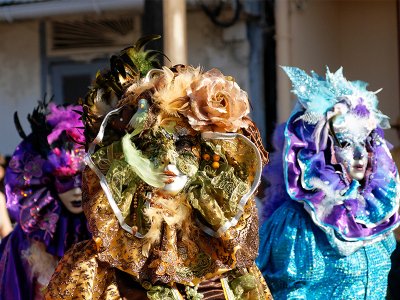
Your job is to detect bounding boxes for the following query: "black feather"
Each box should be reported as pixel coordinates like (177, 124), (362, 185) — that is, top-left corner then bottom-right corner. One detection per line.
(26, 97), (52, 156)
(134, 34), (161, 52)
(13, 111), (27, 139)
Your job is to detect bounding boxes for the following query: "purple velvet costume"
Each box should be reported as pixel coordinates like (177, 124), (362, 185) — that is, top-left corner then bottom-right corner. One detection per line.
(0, 103), (91, 300)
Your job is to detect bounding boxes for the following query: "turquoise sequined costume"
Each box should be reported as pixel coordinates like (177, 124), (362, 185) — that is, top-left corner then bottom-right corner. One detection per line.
(257, 67), (400, 299)
(257, 201), (395, 299)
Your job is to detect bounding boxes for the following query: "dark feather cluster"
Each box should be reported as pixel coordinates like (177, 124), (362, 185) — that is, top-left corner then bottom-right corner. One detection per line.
(14, 96), (83, 157)
(82, 35), (165, 148)
(15, 97), (53, 157)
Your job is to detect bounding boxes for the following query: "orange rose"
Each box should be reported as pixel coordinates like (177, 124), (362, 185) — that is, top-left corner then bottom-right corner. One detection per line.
(183, 68), (250, 132)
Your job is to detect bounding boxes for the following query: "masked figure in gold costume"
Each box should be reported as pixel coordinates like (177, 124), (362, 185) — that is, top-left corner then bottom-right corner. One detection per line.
(45, 36), (271, 300)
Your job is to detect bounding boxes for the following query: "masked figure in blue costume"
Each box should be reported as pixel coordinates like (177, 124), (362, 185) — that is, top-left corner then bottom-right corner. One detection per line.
(257, 67), (400, 299)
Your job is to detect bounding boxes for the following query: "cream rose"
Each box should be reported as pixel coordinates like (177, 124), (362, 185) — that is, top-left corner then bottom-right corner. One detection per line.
(183, 68), (250, 132)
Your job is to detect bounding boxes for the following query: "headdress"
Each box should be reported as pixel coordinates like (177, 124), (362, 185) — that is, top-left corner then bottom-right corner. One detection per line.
(79, 36), (269, 287)
(5, 100), (89, 256)
(282, 67), (399, 253)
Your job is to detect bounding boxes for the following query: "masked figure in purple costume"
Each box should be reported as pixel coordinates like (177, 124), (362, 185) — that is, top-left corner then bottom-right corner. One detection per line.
(256, 67), (400, 299)
(0, 101), (91, 299)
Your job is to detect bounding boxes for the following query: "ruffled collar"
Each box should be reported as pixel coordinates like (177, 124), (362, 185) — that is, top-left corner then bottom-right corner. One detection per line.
(284, 111), (400, 247)
(5, 138), (90, 257)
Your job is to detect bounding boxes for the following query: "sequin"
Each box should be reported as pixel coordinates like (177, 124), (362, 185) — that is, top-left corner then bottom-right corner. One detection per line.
(257, 201), (395, 299)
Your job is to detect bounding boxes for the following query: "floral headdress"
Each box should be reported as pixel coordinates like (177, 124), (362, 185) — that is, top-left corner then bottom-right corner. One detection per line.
(80, 36), (269, 286)
(5, 101), (89, 256)
(282, 66), (400, 254)
(46, 103), (85, 178)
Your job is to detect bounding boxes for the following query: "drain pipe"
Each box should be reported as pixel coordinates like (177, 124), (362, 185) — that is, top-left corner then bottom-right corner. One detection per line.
(0, 0), (144, 23)
(275, 0), (292, 123)
(163, 0), (187, 66)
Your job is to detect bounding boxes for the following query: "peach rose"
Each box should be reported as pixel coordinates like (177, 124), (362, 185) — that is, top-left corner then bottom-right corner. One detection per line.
(183, 68), (250, 132)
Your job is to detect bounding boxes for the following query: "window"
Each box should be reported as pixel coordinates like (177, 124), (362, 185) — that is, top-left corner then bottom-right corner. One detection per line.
(50, 60), (108, 105)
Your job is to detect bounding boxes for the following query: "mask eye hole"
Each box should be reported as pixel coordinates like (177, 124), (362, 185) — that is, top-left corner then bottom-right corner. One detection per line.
(329, 119), (343, 148)
(365, 136), (374, 150)
(56, 176), (71, 184)
(175, 139), (192, 151)
(339, 141), (350, 148)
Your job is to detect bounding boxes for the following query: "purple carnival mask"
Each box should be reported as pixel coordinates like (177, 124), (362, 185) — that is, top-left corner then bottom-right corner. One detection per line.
(57, 185), (83, 215)
(54, 173), (82, 194)
(54, 161), (83, 214)
(50, 148), (85, 214)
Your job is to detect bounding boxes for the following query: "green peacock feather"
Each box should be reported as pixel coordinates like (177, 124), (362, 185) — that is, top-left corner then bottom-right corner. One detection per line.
(111, 34), (165, 84)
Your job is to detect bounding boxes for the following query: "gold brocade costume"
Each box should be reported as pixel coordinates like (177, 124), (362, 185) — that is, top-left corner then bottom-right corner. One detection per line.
(45, 37), (272, 299)
(45, 168), (270, 299)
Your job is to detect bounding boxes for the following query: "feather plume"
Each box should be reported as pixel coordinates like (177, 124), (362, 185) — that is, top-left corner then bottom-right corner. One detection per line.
(27, 98), (52, 156)
(13, 111), (27, 139)
(153, 66), (201, 116)
(21, 241), (58, 286)
(141, 194), (192, 257)
(111, 35), (163, 85)
(46, 103), (84, 145)
(83, 35), (164, 145)
(92, 88), (119, 117)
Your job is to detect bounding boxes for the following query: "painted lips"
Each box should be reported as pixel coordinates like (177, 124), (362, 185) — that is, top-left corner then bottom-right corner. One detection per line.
(71, 200), (82, 208)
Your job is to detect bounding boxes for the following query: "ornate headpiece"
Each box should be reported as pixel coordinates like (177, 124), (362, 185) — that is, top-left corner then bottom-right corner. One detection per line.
(5, 101), (88, 256)
(46, 103), (85, 175)
(282, 67), (399, 253)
